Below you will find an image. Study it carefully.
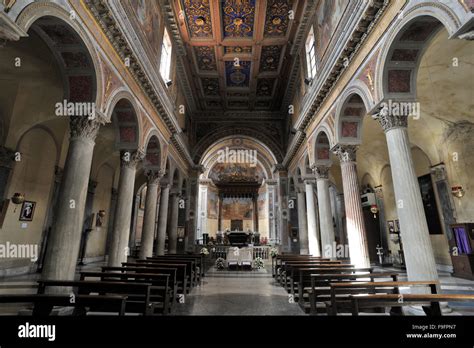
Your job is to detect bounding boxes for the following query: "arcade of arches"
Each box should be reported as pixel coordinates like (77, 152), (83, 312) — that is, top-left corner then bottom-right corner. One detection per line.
(0, 0), (473, 316)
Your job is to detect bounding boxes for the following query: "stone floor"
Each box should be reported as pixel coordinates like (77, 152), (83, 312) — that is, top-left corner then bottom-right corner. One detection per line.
(172, 266), (305, 315)
(1, 262), (474, 315)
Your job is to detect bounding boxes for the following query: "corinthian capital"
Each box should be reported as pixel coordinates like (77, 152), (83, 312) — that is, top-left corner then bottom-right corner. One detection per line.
(371, 102), (408, 132)
(312, 165), (330, 180)
(121, 149), (145, 168)
(69, 110), (108, 142)
(146, 168), (165, 185)
(333, 144), (358, 163)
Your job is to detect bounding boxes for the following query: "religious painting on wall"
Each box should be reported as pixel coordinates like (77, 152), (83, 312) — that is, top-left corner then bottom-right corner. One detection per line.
(207, 189), (218, 219)
(387, 220), (396, 234)
(19, 201), (35, 221)
(222, 197), (253, 221)
(257, 191), (267, 219)
(315, 0), (348, 61)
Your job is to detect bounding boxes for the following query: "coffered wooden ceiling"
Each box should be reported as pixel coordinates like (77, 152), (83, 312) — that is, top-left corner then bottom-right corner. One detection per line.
(173, 0), (305, 112)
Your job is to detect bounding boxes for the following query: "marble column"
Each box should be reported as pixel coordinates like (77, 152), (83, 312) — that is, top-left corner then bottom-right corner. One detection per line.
(253, 193), (259, 232)
(108, 150), (144, 267)
(275, 167), (289, 251)
(313, 166), (336, 258)
(156, 183), (170, 255)
(42, 116), (105, 282)
(333, 145), (370, 268)
(139, 169), (164, 259)
(373, 108), (438, 281)
(296, 186), (309, 255)
(186, 167), (204, 252)
(167, 191), (180, 254)
(304, 179), (321, 257)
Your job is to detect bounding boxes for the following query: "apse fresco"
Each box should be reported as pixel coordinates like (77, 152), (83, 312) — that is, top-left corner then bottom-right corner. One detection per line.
(222, 197), (253, 220)
(127, 0), (161, 57)
(316, 0), (348, 60)
(209, 163), (264, 183)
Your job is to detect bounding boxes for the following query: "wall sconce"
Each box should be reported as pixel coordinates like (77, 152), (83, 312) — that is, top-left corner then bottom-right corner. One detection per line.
(11, 193), (25, 212)
(451, 186), (465, 198)
(370, 204), (378, 218)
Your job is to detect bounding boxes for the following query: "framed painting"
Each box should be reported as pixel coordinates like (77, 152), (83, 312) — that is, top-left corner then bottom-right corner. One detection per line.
(19, 201), (36, 221)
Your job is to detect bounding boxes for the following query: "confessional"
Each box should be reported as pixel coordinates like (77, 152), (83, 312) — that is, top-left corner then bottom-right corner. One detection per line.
(449, 223), (474, 280)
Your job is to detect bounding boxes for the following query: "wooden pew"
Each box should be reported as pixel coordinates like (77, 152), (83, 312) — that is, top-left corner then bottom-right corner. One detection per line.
(291, 266), (364, 299)
(350, 293), (474, 316)
(79, 271), (172, 314)
(122, 262), (189, 294)
(279, 261), (345, 286)
(0, 294), (127, 316)
(37, 280), (160, 316)
(273, 256), (330, 277)
(143, 258), (196, 289)
(306, 272), (399, 314)
(165, 254), (206, 279)
(326, 280), (438, 316)
(102, 266), (178, 305)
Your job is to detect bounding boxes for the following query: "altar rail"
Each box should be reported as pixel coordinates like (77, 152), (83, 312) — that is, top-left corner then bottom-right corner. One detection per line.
(210, 246), (270, 260)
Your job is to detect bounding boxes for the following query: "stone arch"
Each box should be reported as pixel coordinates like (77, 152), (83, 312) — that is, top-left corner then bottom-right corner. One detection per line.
(143, 134), (162, 171)
(334, 91), (370, 145)
(109, 98), (141, 151)
(313, 129), (333, 166)
(17, 2), (102, 107)
(16, 125), (60, 167)
(193, 127), (284, 163)
(375, 3), (464, 103)
(199, 135), (278, 181)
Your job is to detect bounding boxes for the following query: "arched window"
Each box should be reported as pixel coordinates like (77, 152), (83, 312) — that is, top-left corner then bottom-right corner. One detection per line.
(160, 28), (172, 83)
(305, 26), (317, 80)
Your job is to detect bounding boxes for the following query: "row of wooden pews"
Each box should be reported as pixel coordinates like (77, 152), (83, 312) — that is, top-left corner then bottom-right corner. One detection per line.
(275, 254), (474, 315)
(0, 253), (205, 316)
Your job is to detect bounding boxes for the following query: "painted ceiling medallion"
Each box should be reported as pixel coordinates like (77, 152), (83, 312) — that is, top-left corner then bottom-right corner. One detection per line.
(264, 0), (293, 37)
(202, 78), (220, 96)
(182, 0), (213, 38)
(225, 46), (252, 55)
(260, 46), (282, 72)
(222, 0), (256, 38)
(225, 61), (251, 87)
(257, 79), (275, 96)
(195, 46), (217, 71)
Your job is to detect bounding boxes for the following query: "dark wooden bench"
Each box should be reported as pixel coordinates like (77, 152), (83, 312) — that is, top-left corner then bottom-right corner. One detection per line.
(306, 272), (399, 314)
(79, 272), (172, 314)
(279, 261), (346, 287)
(37, 280), (159, 316)
(291, 266), (366, 299)
(350, 293), (474, 316)
(164, 254), (205, 279)
(122, 262), (189, 294)
(326, 280), (438, 316)
(144, 256), (199, 287)
(102, 266), (178, 305)
(0, 294), (127, 316)
(284, 264), (356, 292)
(273, 256), (331, 278)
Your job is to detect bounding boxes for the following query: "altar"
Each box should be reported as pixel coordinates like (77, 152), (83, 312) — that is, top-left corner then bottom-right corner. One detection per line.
(226, 231), (251, 246)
